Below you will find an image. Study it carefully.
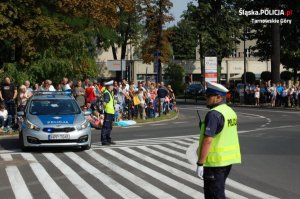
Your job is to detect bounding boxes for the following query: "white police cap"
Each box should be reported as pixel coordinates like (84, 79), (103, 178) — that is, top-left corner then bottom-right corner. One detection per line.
(206, 81), (228, 96)
(104, 80), (114, 86)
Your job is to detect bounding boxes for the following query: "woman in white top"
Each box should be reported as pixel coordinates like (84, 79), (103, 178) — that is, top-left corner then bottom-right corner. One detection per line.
(268, 83), (277, 107)
(282, 85), (289, 107)
(18, 85), (32, 111)
(255, 85), (260, 106)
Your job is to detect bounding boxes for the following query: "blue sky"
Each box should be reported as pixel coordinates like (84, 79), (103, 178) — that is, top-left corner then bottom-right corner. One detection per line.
(167, 0), (193, 27)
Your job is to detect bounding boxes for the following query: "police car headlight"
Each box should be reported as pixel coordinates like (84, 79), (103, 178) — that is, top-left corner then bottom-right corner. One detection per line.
(77, 120), (89, 130)
(26, 120), (41, 131)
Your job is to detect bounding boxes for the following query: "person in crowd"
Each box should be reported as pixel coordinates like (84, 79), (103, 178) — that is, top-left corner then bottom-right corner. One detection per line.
(282, 85), (289, 107)
(62, 77), (71, 91)
(24, 80), (33, 95)
(0, 77), (17, 125)
(84, 78), (90, 89)
(276, 82), (283, 107)
(268, 83), (277, 107)
(167, 85), (176, 110)
(157, 82), (168, 114)
(85, 82), (97, 109)
(255, 85), (260, 106)
(34, 83), (39, 91)
(74, 80), (86, 108)
(196, 81), (241, 198)
(0, 103), (12, 131)
(17, 85), (31, 111)
(137, 87), (146, 120)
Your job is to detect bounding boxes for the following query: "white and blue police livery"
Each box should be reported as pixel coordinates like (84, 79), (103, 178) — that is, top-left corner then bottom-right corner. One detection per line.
(18, 91), (91, 151)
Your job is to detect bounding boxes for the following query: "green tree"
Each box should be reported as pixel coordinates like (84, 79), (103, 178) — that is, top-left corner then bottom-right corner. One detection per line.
(183, 0), (241, 84)
(260, 71), (272, 82)
(242, 72), (256, 84)
(169, 19), (198, 60)
(280, 71), (293, 83)
(164, 62), (184, 94)
(141, 0), (173, 82)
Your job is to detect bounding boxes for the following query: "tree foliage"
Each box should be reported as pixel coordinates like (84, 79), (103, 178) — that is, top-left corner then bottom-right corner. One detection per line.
(280, 71), (293, 82)
(0, 0), (131, 84)
(163, 62), (185, 94)
(260, 71), (272, 82)
(169, 19), (198, 60)
(242, 72), (256, 84)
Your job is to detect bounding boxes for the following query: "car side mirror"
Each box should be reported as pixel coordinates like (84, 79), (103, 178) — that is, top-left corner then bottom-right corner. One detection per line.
(17, 111), (25, 116)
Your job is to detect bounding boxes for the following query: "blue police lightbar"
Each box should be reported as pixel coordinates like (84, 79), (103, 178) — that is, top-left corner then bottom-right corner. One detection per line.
(64, 90), (72, 95)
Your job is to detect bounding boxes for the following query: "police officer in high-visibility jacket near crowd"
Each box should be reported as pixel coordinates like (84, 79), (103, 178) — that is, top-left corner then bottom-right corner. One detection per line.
(196, 81), (241, 199)
(101, 80), (116, 146)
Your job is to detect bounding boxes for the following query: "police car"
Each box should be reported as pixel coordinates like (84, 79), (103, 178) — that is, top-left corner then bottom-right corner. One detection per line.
(18, 91), (91, 151)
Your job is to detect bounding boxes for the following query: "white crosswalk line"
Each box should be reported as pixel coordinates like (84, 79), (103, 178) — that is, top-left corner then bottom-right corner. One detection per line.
(165, 142), (188, 151)
(139, 146), (193, 169)
(21, 153), (69, 199)
(6, 166), (33, 199)
(1, 153), (13, 161)
(65, 152), (142, 199)
(43, 153), (104, 199)
(122, 147), (205, 199)
(86, 150), (176, 199)
(104, 148), (203, 198)
(1, 154), (33, 199)
(138, 146), (248, 199)
(152, 145), (187, 159)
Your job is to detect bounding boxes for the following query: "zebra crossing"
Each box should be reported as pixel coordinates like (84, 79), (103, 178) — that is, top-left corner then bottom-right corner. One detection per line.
(0, 135), (278, 199)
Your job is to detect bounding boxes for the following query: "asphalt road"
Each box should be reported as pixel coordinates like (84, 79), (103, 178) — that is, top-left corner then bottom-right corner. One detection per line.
(0, 105), (299, 198)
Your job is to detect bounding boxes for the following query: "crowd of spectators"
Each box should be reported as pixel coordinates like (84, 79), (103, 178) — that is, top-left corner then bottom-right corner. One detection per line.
(0, 77), (177, 132)
(234, 81), (300, 107)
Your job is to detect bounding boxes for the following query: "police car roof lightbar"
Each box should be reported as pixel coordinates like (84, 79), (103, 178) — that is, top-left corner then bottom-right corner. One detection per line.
(32, 91), (72, 96)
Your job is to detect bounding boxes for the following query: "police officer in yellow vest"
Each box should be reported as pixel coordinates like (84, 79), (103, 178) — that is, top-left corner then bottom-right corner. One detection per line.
(196, 81), (241, 198)
(101, 80), (116, 145)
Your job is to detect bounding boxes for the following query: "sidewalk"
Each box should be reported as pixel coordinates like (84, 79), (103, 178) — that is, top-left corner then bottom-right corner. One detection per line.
(176, 98), (300, 111)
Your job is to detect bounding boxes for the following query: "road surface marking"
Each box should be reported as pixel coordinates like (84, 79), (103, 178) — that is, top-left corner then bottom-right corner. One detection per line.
(186, 142), (280, 199)
(43, 153), (104, 199)
(86, 150), (176, 199)
(152, 145), (187, 159)
(2, 154), (33, 199)
(65, 152), (142, 199)
(104, 148), (203, 199)
(21, 153), (69, 199)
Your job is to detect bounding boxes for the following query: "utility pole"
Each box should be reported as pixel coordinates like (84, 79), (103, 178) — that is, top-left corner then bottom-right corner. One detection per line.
(155, 0), (163, 83)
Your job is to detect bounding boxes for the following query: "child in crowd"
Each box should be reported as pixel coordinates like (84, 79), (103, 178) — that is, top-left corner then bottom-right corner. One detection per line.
(0, 104), (12, 132)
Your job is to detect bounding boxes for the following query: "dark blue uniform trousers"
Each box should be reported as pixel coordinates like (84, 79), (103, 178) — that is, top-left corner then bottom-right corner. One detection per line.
(101, 113), (114, 144)
(203, 165), (232, 199)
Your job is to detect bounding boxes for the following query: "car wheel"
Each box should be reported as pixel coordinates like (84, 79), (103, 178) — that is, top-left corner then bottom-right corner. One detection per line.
(19, 132), (29, 152)
(81, 143), (91, 151)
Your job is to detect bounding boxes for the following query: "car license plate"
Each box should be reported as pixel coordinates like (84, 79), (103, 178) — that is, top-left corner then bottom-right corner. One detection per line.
(48, 134), (70, 140)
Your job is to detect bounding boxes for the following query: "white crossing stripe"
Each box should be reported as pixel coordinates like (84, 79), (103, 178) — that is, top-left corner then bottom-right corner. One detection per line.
(122, 147), (205, 199)
(1, 153), (13, 161)
(86, 150), (176, 199)
(152, 145), (187, 159)
(104, 148), (203, 198)
(65, 152), (142, 199)
(43, 153), (104, 199)
(165, 142), (188, 151)
(1, 154), (33, 199)
(21, 153), (69, 199)
(137, 146), (247, 199)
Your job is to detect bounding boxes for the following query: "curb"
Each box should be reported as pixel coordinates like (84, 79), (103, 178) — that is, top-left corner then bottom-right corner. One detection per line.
(0, 134), (19, 140)
(134, 110), (180, 125)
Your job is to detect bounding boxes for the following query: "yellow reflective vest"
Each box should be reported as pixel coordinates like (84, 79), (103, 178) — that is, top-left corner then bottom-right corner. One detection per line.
(103, 89), (115, 114)
(198, 104), (241, 167)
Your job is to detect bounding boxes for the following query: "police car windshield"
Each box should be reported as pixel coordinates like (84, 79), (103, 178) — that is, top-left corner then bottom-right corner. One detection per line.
(29, 99), (81, 115)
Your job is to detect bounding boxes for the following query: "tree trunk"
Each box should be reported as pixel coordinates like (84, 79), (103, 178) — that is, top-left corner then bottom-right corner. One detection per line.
(111, 44), (117, 60)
